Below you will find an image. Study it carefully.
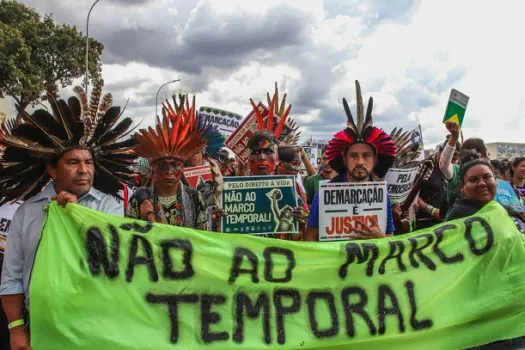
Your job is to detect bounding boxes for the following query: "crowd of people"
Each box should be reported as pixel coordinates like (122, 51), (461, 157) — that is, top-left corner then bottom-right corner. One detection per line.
(0, 80), (523, 350)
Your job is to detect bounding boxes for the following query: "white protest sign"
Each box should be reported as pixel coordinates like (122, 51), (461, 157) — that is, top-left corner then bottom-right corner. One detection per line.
(385, 167), (419, 204)
(302, 146), (318, 169)
(319, 181), (387, 242)
(198, 107), (243, 139)
(0, 201), (21, 253)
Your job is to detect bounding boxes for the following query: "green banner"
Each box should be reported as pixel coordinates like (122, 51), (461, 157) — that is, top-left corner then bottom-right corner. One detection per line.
(30, 201), (525, 349)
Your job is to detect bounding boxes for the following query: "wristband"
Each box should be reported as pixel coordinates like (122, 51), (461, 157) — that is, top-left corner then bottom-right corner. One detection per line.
(425, 205), (434, 214)
(8, 319), (25, 330)
(431, 208), (438, 217)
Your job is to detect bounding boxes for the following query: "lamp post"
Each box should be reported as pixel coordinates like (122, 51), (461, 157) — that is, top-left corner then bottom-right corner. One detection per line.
(155, 79), (180, 117)
(85, 0), (101, 96)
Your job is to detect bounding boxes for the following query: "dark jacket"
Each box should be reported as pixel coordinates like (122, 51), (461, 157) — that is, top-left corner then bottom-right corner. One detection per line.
(445, 195), (485, 221)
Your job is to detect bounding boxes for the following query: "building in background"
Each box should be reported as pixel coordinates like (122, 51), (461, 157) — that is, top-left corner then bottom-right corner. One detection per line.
(486, 142), (525, 160)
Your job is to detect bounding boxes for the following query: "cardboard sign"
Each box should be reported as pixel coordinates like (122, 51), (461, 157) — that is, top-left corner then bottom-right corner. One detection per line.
(495, 179), (525, 213)
(385, 167), (419, 204)
(319, 181), (387, 241)
(302, 146), (318, 170)
(183, 165), (213, 189)
(220, 175), (297, 235)
(225, 102), (268, 165)
(443, 89), (469, 126)
(198, 107), (242, 139)
(0, 201), (20, 253)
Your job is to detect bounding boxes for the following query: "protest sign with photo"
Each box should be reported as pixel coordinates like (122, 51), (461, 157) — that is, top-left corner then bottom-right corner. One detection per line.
(301, 146), (318, 169)
(220, 175), (297, 235)
(319, 181), (387, 241)
(183, 165), (213, 189)
(198, 107), (243, 139)
(385, 167), (419, 204)
(225, 102), (268, 164)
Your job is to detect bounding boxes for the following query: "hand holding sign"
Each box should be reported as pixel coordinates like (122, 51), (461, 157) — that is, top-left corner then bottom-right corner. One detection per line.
(443, 89), (469, 127)
(446, 121), (460, 140)
(350, 216), (386, 239)
(292, 206), (309, 224)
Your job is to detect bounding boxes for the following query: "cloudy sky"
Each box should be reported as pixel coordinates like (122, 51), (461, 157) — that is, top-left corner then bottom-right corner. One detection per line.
(22, 0), (525, 147)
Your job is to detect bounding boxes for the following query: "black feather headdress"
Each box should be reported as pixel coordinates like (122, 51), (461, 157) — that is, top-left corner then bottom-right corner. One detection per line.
(0, 82), (138, 204)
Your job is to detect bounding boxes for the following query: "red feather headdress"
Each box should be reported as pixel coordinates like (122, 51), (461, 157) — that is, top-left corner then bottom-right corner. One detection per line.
(325, 80), (396, 178)
(248, 83), (300, 146)
(135, 94), (206, 163)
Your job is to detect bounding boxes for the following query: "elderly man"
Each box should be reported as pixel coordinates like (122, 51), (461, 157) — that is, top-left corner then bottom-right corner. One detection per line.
(0, 85), (137, 350)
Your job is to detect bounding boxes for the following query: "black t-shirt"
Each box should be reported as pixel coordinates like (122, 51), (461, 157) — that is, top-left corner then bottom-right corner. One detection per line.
(418, 158), (446, 218)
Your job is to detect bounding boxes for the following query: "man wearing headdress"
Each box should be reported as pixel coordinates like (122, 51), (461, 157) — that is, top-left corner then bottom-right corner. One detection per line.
(305, 81), (397, 241)
(126, 95), (210, 230)
(245, 84), (309, 240)
(0, 84), (137, 349)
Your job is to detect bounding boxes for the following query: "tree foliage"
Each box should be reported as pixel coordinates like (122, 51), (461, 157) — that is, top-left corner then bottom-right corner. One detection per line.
(0, 0), (104, 110)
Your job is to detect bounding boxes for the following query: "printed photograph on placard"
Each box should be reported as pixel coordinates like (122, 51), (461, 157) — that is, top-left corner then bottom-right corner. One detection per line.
(220, 175), (298, 235)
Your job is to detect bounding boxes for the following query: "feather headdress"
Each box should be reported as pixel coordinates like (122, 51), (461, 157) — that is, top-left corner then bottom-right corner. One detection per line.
(0, 82), (138, 204)
(196, 112), (225, 159)
(325, 80), (396, 178)
(390, 127), (422, 168)
(135, 94), (206, 162)
(249, 83), (300, 146)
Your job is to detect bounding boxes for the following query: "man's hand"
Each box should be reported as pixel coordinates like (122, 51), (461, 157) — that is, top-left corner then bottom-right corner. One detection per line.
(210, 207), (227, 223)
(350, 216), (386, 239)
(139, 200), (155, 222)
(292, 206), (309, 224)
(51, 191), (78, 207)
(445, 121), (460, 144)
(10, 326), (32, 350)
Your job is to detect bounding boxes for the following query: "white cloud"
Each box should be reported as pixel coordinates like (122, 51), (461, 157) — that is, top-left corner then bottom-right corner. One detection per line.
(20, 0), (525, 148)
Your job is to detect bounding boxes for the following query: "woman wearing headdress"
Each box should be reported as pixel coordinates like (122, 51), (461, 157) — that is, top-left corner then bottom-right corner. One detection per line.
(126, 95), (213, 230)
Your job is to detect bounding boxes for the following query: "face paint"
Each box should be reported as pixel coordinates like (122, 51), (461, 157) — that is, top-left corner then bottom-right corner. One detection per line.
(249, 148), (277, 175)
(153, 159), (184, 184)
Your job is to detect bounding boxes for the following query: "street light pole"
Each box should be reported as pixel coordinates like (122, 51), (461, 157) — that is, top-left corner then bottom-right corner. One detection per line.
(156, 79), (180, 117)
(85, 0), (101, 97)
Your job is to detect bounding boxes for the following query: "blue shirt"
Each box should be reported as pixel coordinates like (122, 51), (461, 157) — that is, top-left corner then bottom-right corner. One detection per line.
(307, 177), (395, 234)
(0, 183), (123, 308)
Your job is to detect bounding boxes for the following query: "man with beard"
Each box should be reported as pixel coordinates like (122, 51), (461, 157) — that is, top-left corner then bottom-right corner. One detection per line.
(0, 84), (137, 350)
(127, 95), (220, 230)
(305, 81), (396, 241)
(304, 148), (335, 204)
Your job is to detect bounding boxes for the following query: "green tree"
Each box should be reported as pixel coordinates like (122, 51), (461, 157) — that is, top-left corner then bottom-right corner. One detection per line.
(0, 0), (103, 111)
